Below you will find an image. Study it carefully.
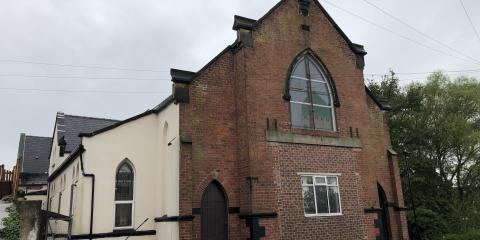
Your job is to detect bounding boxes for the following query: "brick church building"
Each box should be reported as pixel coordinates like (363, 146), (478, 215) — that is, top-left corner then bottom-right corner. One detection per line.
(41, 0), (408, 239)
(173, 0), (408, 239)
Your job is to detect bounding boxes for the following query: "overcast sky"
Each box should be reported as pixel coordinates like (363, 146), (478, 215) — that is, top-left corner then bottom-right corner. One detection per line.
(1, 0), (480, 169)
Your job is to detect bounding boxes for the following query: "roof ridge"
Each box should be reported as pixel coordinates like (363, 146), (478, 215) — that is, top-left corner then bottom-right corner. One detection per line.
(80, 95), (175, 138)
(25, 135), (52, 139)
(63, 114), (120, 122)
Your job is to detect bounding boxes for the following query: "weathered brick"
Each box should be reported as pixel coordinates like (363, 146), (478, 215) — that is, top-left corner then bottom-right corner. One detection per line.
(177, 0), (408, 239)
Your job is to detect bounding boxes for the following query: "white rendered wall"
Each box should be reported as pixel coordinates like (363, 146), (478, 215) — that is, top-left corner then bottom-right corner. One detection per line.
(70, 103), (181, 239)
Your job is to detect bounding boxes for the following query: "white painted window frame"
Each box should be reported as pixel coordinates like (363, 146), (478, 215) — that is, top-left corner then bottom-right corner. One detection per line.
(113, 161), (135, 230)
(298, 173), (343, 217)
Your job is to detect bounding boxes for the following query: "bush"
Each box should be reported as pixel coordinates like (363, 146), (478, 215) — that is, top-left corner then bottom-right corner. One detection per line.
(0, 204), (20, 240)
(408, 208), (448, 240)
(1, 195), (12, 203)
(440, 231), (480, 240)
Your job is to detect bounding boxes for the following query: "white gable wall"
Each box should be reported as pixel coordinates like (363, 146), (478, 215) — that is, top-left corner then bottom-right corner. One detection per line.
(48, 123), (69, 175)
(70, 102), (180, 239)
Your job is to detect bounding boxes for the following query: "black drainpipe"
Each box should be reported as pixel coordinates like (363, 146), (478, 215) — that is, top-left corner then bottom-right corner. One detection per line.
(46, 182), (51, 211)
(45, 182), (51, 240)
(78, 145), (95, 240)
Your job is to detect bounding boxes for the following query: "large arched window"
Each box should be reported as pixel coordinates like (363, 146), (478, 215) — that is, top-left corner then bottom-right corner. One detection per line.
(289, 55), (336, 131)
(115, 161), (134, 228)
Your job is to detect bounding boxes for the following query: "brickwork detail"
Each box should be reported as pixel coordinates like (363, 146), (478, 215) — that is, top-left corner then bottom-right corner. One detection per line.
(177, 0), (408, 239)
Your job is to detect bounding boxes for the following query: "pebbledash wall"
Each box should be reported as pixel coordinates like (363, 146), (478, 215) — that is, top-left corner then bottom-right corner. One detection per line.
(175, 0), (408, 240)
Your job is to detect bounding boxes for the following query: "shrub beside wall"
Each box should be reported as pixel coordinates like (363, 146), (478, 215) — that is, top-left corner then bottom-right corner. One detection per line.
(0, 204), (20, 240)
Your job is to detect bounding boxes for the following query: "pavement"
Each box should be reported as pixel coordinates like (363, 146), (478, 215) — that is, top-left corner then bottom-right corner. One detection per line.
(0, 200), (11, 229)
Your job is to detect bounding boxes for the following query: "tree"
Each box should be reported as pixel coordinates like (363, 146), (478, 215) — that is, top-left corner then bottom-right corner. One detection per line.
(368, 71), (480, 238)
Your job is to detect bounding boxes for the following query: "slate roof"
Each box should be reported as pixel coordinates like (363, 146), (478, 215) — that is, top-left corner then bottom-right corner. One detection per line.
(21, 135), (52, 174)
(56, 113), (119, 153)
(80, 95), (173, 138)
(17, 135), (52, 185)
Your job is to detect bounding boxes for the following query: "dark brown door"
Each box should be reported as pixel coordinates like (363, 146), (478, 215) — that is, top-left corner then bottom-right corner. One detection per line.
(201, 182), (228, 240)
(378, 183), (391, 240)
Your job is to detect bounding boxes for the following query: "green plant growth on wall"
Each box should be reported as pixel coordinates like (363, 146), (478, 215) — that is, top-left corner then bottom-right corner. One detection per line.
(0, 204), (20, 240)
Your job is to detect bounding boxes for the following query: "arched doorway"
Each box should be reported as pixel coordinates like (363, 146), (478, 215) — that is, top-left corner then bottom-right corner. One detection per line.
(377, 183), (392, 240)
(201, 181), (228, 240)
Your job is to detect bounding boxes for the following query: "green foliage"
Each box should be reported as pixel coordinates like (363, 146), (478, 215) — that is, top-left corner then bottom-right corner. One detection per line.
(368, 72), (480, 238)
(409, 208), (448, 240)
(1, 195), (12, 203)
(439, 231), (480, 240)
(0, 204), (20, 240)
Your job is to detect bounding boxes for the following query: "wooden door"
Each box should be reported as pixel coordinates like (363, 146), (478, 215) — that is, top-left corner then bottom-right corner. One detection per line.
(378, 183), (391, 240)
(201, 182), (228, 240)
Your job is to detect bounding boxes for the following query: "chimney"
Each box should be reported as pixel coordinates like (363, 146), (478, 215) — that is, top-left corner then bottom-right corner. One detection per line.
(58, 136), (67, 157)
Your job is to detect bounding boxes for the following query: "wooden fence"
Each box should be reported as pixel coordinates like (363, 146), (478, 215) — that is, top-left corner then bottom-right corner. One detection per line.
(0, 164), (13, 199)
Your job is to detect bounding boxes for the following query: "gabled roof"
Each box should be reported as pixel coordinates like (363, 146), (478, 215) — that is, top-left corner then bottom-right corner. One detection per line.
(365, 86), (392, 111)
(17, 134), (52, 184)
(20, 135), (52, 174)
(48, 145), (84, 182)
(55, 113), (119, 153)
(172, 0), (367, 85)
(49, 96), (175, 182)
(232, 0), (367, 55)
(80, 95), (174, 138)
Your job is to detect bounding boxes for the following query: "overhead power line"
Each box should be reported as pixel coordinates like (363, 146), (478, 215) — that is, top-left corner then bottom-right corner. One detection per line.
(321, 0), (480, 66)
(361, 0), (480, 64)
(0, 87), (170, 95)
(459, 0), (480, 43)
(0, 74), (170, 81)
(0, 59), (169, 73)
(383, 68), (480, 76)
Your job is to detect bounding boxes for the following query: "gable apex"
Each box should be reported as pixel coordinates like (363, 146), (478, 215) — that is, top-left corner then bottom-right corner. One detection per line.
(232, 0), (367, 56)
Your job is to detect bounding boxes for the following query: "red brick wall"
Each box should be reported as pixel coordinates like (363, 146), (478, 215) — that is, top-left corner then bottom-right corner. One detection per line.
(270, 143), (365, 239)
(177, 0), (408, 239)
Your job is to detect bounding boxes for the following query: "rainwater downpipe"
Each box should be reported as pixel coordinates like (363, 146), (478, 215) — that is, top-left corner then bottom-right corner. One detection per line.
(68, 183), (76, 240)
(78, 145), (95, 240)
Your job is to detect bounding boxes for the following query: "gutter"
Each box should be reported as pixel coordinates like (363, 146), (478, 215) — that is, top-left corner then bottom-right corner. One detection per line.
(48, 146), (84, 182)
(78, 145), (95, 240)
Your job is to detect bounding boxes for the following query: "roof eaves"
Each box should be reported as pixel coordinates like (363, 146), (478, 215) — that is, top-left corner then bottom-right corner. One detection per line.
(153, 95), (175, 113)
(171, 45), (234, 84)
(79, 110), (155, 138)
(254, 0), (286, 27)
(48, 145), (84, 182)
(17, 133), (26, 159)
(79, 95), (174, 138)
(365, 86), (392, 111)
(47, 113), (61, 161)
(312, 0), (367, 55)
(63, 114), (119, 123)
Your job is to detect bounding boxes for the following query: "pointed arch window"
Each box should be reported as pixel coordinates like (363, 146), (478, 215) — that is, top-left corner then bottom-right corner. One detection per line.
(289, 55), (336, 131)
(115, 161), (134, 228)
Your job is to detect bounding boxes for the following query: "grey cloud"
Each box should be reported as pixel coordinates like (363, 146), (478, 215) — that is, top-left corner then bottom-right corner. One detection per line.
(1, 0), (479, 169)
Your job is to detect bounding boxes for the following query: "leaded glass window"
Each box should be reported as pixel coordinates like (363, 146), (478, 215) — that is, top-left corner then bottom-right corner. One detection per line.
(289, 56), (336, 131)
(115, 161), (134, 228)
